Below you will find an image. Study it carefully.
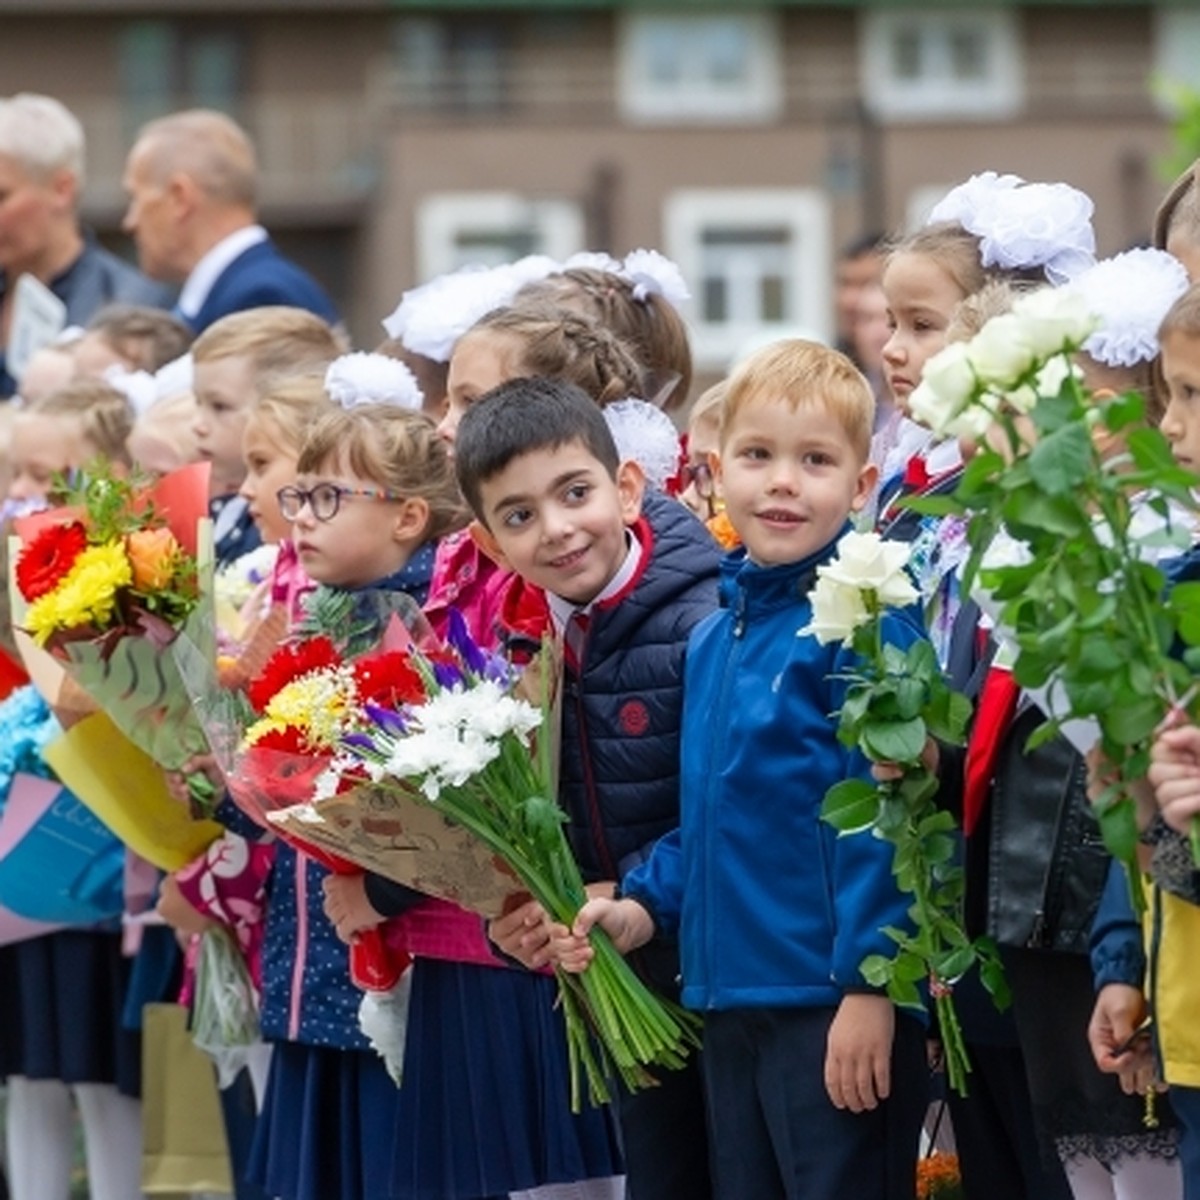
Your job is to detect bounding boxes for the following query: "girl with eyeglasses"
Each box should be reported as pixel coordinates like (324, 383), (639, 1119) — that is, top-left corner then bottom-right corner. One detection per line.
(243, 399), (466, 1200)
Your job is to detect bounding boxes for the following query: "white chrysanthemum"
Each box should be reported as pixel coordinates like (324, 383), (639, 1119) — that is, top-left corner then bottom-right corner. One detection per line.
(1070, 248), (1190, 368)
(604, 398), (681, 491)
(620, 249), (691, 308)
(102, 365), (157, 415)
(324, 352), (424, 411)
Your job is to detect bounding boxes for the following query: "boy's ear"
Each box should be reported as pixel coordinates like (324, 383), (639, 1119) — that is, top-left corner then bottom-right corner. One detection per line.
(850, 461), (879, 514)
(616, 458), (646, 524)
(469, 518), (510, 568)
(392, 496), (431, 544)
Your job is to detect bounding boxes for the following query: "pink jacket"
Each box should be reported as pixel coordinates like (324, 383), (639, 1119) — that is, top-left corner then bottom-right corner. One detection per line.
(424, 526), (514, 646)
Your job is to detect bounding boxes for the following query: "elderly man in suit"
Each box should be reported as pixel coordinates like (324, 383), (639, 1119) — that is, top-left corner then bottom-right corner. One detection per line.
(121, 109), (338, 333)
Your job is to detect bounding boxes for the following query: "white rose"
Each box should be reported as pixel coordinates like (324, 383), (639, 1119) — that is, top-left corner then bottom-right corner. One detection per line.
(967, 313), (1037, 389)
(1005, 355), (1078, 415)
(944, 398), (1000, 445)
(820, 530), (921, 608)
(1011, 287), (1099, 359)
(908, 342), (976, 435)
(800, 576), (870, 645)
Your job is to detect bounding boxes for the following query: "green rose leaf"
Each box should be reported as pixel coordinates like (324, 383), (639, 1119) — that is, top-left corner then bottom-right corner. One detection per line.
(1027, 423), (1094, 496)
(1101, 698), (1162, 747)
(820, 778), (880, 834)
(862, 716), (926, 764)
(1096, 797), (1139, 866)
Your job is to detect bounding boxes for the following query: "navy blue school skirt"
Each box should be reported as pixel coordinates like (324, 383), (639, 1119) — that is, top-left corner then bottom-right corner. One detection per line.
(1, 930), (141, 1097)
(389, 960), (623, 1200)
(249, 1041), (397, 1200)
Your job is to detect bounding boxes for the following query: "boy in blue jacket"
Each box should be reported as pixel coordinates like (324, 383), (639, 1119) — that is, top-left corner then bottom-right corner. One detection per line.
(565, 339), (927, 1199)
(455, 376), (721, 1200)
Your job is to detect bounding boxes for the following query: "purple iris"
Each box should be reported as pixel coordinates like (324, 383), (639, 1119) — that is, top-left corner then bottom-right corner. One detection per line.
(432, 660), (464, 690)
(342, 732), (377, 751)
(364, 704), (408, 735)
(446, 608), (489, 675)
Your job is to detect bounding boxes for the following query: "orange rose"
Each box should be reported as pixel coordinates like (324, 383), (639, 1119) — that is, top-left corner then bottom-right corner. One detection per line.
(126, 527), (179, 591)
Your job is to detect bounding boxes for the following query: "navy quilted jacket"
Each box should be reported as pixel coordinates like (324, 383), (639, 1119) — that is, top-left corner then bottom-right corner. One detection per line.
(557, 492), (720, 884)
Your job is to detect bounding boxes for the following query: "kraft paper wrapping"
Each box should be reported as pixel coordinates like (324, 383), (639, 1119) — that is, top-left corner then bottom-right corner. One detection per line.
(43, 713), (223, 872)
(268, 782), (522, 918)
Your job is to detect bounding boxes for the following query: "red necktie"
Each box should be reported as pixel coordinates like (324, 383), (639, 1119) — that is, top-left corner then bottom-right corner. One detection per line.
(962, 665), (1020, 837)
(903, 454), (931, 490)
(564, 610), (590, 672)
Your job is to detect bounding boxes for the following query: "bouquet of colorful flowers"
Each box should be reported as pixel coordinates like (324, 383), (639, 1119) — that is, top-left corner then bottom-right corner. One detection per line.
(10, 462), (218, 814)
(271, 613), (702, 1110)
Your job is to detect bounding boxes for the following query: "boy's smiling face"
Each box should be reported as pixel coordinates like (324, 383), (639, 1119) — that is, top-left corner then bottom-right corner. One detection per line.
(477, 438), (644, 605)
(717, 395), (875, 567)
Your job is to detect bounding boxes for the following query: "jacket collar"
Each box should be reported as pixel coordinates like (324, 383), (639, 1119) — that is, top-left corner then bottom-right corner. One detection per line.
(718, 523), (850, 616)
(347, 539), (436, 600)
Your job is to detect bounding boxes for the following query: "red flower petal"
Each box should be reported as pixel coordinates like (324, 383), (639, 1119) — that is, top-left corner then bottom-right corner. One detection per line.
(15, 521), (88, 602)
(352, 650), (427, 708)
(248, 636), (340, 712)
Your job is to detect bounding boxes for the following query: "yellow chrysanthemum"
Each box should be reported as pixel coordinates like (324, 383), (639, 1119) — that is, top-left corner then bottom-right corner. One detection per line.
(242, 667), (357, 752)
(25, 542), (133, 646)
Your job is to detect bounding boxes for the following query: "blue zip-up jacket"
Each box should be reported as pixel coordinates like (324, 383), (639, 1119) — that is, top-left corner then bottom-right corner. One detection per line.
(624, 535), (925, 1012)
(256, 547), (434, 1048)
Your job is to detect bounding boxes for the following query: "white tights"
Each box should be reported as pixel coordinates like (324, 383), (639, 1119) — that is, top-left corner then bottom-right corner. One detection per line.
(510, 1179), (626, 1200)
(5, 1076), (144, 1200)
(1065, 1152), (1183, 1200)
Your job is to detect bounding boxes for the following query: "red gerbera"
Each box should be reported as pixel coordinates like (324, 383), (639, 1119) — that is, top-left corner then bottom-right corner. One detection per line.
(15, 521), (88, 602)
(352, 650), (427, 709)
(248, 636), (340, 712)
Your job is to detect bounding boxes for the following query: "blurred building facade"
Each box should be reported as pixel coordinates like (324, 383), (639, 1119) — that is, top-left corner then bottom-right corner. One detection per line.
(0, 0), (1187, 369)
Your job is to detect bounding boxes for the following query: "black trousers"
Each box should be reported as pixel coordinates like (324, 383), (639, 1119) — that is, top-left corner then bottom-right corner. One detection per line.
(616, 1049), (713, 1200)
(702, 1006), (927, 1200)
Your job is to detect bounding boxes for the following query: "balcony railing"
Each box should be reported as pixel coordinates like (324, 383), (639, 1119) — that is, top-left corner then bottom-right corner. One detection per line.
(76, 93), (380, 221)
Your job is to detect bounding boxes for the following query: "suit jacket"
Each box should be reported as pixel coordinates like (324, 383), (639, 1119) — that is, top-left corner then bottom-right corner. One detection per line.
(185, 237), (338, 334)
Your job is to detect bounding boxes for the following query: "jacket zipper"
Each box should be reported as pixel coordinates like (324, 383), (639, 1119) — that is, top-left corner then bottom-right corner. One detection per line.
(704, 593), (745, 1000)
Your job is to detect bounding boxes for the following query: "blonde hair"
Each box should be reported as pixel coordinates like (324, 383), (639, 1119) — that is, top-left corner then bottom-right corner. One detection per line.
(687, 380), (726, 437)
(297, 405), (467, 542)
(24, 379), (134, 465)
(1159, 283), (1200, 342)
(466, 303), (645, 407)
(251, 374), (334, 455)
(721, 339), (874, 461)
(517, 268), (693, 409)
(192, 306), (343, 392)
(85, 304), (192, 372)
(134, 109), (256, 208)
(128, 392), (199, 474)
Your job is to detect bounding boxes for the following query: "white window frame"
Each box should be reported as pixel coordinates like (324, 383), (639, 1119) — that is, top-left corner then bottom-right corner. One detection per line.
(416, 192), (584, 279)
(664, 188), (831, 371)
(1153, 8), (1200, 110)
(617, 10), (783, 125)
(860, 8), (1023, 121)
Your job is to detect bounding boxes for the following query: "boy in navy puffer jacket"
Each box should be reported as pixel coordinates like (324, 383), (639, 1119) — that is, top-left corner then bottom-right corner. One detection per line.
(566, 340), (929, 1199)
(455, 376), (720, 1200)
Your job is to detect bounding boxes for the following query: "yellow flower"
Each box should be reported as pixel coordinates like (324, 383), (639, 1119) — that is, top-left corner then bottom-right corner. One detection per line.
(242, 667), (358, 752)
(25, 542), (133, 645)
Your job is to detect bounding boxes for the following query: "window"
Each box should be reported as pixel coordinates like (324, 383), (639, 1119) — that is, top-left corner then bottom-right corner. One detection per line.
(860, 9), (1022, 120)
(618, 12), (782, 124)
(1154, 10), (1200, 105)
(119, 21), (243, 131)
(664, 190), (831, 370)
(416, 193), (584, 279)
(393, 18), (506, 112)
